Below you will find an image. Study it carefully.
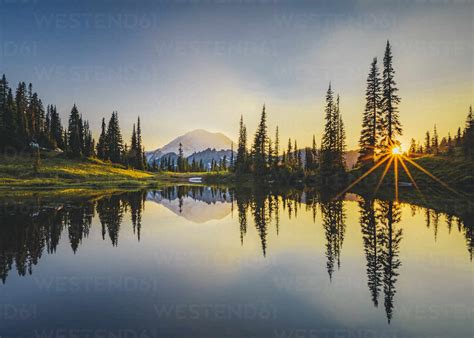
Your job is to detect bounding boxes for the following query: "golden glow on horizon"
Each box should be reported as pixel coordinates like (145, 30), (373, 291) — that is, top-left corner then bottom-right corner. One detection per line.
(336, 138), (461, 202)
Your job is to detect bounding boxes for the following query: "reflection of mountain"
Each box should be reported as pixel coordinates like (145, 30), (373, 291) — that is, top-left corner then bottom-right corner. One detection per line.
(146, 187), (232, 223)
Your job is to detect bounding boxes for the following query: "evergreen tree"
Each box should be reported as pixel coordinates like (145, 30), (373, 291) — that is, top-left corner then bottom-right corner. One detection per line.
(463, 105), (473, 158)
(105, 111), (124, 163)
(381, 41), (402, 143)
(96, 118), (107, 160)
(424, 131), (431, 154)
(230, 142), (234, 170)
(409, 138), (417, 155)
(67, 104), (83, 157)
(15, 82), (28, 144)
(50, 106), (64, 149)
(336, 95), (346, 167)
(136, 117), (145, 170)
(447, 133), (454, 157)
(320, 83), (344, 178)
(177, 142), (185, 172)
(0, 75), (18, 149)
(130, 124), (137, 165)
(359, 57), (382, 164)
(252, 104), (268, 175)
(235, 115), (248, 173)
(432, 125), (439, 155)
(456, 127), (462, 146)
(274, 126), (280, 168)
(82, 120), (94, 157)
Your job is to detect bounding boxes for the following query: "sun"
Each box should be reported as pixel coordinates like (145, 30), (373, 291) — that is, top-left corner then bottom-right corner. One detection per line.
(392, 146), (402, 155)
(335, 137), (460, 203)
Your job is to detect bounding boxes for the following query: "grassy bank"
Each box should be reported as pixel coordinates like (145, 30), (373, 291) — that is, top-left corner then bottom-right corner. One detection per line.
(0, 152), (231, 192)
(348, 155), (474, 195)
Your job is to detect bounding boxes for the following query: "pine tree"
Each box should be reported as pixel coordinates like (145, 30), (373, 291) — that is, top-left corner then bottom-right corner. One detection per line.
(381, 41), (402, 143)
(456, 127), (462, 146)
(447, 133), (454, 157)
(311, 135), (318, 170)
(336, 95), (346, 167)
(50, 106), (64, 149)
(128, 123), (138, 168)
(424, 131), (431, 154)
(274, 126), (280, 168)
(409, 138), (417, 155)
(359, 57), (382, 164)
(177, 142), (185, 172)
(0, 75), (7, 139)
(287, 138), (293, 167)
(432, 125), (439, 155)
(252, 104), (268, 175)
(96, 118), (107, 160)
(15, 82), (28, 145)
(136, 117), (145, 170)
(320, 83), (343, 176)
(105, 111), (124, 163)
(235, 115), (248, 173)
(230, 142), (234, 170)
(82, 120), (94, 157)
(67, 104), (83, 157)
(462, 105), (473, 158)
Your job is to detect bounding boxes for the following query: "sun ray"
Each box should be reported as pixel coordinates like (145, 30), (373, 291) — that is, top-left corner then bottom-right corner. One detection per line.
(335, 155), (390, 200)
(399, 157), (425, 200)
(402, 155), (461, 196)
(372, 156), (394, 198)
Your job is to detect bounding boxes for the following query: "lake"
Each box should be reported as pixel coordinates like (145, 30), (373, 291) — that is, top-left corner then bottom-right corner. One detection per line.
(0, 186), (472, 338)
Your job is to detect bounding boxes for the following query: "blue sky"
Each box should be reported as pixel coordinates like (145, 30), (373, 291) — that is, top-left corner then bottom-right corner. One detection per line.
(1, 0), (472, 150)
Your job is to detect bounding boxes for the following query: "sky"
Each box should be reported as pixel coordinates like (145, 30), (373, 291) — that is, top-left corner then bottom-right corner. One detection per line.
(1, 0), (472, 150)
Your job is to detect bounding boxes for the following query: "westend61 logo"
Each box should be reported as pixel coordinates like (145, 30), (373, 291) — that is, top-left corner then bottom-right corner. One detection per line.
(0, 304), (37, 320)
(154, 303), (277, 320)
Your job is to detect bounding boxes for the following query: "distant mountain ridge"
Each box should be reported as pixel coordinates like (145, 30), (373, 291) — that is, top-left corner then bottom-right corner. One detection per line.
(146, 129), (234, 165)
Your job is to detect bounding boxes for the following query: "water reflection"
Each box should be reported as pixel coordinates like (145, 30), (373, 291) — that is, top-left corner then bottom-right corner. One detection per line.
(0, 186), (472, 328)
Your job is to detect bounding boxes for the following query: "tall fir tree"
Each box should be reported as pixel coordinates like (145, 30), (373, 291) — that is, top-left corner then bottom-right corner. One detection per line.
(432, 125), (439, 155)
(320, 83), (344, 177)
(274, 126), (280, 168)
(105, 111), (124, 163)
(235, 115), (248, 173)
(359, 57), (382, 165)
(50, 105), (64, 149)
(336, 95), (346, 168)
(136, 117), (145, 170)
(67, 104), (83, 157)
(96, 118), (107, 160)
(381, 41), (402, 143)
(463, 105), (473, 158)
(252, 104), (268, 175)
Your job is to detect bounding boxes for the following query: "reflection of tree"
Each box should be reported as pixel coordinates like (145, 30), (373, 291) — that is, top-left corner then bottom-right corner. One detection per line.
(321, 200), (346, 281)
(359, 198), (382, 307)
(97, 195), (124, 246)
(0, 201), (95, 283)
(377, 200), (402, 324)
(252, 192), (269, 257)
(66, 204), (93, 253)
(237, 198), (248, 246)
(127, 191), (147, 241)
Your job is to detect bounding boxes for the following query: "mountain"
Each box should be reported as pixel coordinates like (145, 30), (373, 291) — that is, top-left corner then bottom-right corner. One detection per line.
(146, 188), (231, 223)
(344, 150), (360, 169)
(146, 129), (234, 164)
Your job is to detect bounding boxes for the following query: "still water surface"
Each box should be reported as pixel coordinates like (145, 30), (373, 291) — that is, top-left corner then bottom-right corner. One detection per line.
(0, 186), (472, 338)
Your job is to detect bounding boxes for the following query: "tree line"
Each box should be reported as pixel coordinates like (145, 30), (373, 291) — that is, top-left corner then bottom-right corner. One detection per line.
(233, 41), (402, 182)
(407, 106), (473, 159)
(0, 74), (146, 170)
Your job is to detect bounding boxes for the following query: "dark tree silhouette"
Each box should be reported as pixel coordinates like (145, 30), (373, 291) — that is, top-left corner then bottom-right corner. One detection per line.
(381, 41), (402, 143)
(359, 58), (382, 165)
